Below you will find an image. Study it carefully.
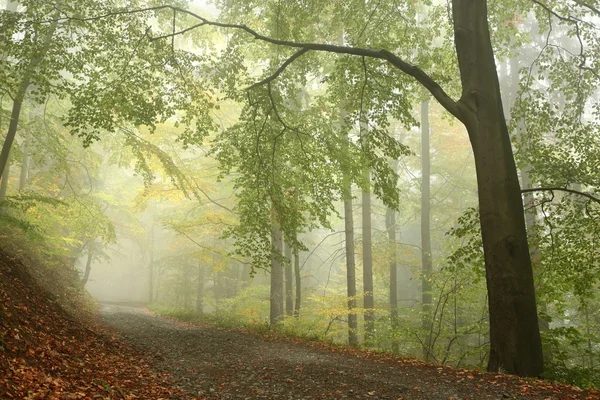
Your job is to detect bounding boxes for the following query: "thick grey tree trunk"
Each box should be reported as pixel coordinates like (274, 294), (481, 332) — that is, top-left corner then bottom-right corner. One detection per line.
(452, 0), (543, 376)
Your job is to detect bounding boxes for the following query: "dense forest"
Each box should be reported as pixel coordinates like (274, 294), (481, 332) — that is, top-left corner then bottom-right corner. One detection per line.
(1, 0), (599, 393)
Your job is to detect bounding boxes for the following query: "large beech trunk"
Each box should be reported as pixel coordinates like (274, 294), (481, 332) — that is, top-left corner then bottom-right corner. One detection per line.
(452, 0), (543, 376)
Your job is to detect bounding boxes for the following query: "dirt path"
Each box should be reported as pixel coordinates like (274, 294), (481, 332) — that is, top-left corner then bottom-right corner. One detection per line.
(98, 304), (589, 400)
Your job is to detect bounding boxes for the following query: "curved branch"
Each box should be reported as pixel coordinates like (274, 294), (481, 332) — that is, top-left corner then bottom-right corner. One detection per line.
(52, 5), (460, 120)
(572, 0), (600, 16)
(248, 48), (310, 90)
(521, 187), (600, 204)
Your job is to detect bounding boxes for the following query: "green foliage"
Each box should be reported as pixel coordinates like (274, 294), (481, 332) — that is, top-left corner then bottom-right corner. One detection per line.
(148, 305), (200, 323)
(543, 321), (600, 389)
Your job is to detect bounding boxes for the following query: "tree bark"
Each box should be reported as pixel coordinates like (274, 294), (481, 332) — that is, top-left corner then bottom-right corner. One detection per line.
(19, 132), (29, 190)
(0, 16), (58, 180)
(452, 0), (543, 376)
(196, 262), (204, 315)
(270, 225), (284, 326)
(420, 99), (433, 361)
(344, 193), (359, 346)
(362, 169), (374, 341)
(386, 205), (399, 354)
(294, 240), (301, 318)
(183, 263), (191, 309)
(148, 222), (155, 303)
(284, 241), (294, 316)
(0, 164), (10, 203)
(241, 263), (251, 289)
(81, 249), (93, 287)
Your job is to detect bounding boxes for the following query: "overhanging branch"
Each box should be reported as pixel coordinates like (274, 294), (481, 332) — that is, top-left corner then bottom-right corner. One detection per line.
(247, 48), (310, 90)
(521, 187), (600, 204)
(49, 5), (461, 120)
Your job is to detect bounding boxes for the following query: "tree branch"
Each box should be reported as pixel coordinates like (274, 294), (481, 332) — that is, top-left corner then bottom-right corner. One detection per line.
(51, 5), (461, 121)
(521, 187), (600, 204)
(247, 48), (310, 90)
(573, 0), (600, 16)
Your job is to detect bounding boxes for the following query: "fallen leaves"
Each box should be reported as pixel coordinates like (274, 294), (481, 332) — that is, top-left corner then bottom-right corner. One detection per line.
(0, 249), (191, 399)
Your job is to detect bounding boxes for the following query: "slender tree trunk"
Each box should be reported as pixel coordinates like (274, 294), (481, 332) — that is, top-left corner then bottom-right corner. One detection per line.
(81, 250), (93, 287)
(241, 263), (251, 289)
(270, 225), (284, 326)
(344, 193), (359, 346)
(338, 55), (359, 344)
(294, 240), (301, 318)
(0, 164), (10, 203)
(196, 262), (204, 315)
(19, 132), (29, 190)
(0, 17), (58, 180)
(386, 206), (399, 354)
(148, 223), (154, 303)
(183, 263), (191, 309)
(420, 99), (433, 361)
(362, 169), (374, 341)
(452, 0), (543, 376)
(284, 241), (294, 316)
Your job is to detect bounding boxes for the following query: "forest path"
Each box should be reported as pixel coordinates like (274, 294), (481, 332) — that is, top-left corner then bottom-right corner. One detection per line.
(99, 304), (568, 400)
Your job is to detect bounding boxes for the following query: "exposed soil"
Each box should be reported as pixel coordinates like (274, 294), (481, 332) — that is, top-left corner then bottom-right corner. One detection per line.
(100, 304), (600, 400)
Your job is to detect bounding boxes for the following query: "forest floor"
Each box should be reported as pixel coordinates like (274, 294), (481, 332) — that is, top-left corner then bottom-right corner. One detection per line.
(1, 242), (600, 400)
(101, 304), (598, 400)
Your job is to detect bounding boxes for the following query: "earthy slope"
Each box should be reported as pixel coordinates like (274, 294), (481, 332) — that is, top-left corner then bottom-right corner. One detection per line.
(0, 244), (184, 399)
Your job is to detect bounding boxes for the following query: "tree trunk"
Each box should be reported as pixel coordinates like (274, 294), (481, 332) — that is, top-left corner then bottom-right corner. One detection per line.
(294, 240), (301, 318)
(284, 240), (294, 316)
(0, 17), (58, 179)
(196, 262), (204, 315)
(183, 263), (191, 309)
(0, 164), (10, 203)
(452, 0), (543, 376)
(362, 169), (374, 341)
(81, 250), (93, 288)
(344, 193), (359, 346)
(148, 223), (155, 303)
(420, 99), (433, 361)
(19, 132), (29, 190)
(386, 205), (399, 354)
(270, 225), (284, 326)
(241, 263), (251, 289)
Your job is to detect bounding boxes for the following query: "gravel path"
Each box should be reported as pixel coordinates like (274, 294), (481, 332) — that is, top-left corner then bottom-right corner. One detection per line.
(98, 304), (578, 400)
